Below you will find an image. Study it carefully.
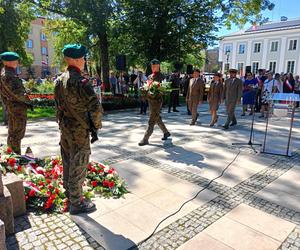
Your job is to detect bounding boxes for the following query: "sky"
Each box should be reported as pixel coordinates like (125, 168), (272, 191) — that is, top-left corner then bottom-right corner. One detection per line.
(217, 0), (300, 37)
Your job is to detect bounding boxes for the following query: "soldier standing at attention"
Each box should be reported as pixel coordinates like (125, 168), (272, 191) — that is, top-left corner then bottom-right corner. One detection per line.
(0, 52), (31, 154)
(186, 69), (204, 125)
(138, 59), (171, 146)
(54, 44), (103, 214)
(223, 69), (243, 130)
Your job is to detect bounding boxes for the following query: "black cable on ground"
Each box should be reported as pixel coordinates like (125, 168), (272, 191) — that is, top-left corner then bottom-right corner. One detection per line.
(137, 149), (242, 245)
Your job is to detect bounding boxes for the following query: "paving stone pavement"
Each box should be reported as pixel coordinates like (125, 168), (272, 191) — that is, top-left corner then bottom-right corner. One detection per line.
(2, 104), (300, 250)
(6, 212), (105, 250)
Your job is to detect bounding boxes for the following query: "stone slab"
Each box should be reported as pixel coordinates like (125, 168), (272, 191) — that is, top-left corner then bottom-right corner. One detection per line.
(0, 186), (14, 235)
(3, 173), (26, 217)
(204, 217), (281, 250)
(226, 204), (295, 242)
(0, 219), (5, 250)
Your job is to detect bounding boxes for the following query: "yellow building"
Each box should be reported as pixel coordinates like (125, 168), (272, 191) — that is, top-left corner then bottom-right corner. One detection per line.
(20, 17), (59, 79)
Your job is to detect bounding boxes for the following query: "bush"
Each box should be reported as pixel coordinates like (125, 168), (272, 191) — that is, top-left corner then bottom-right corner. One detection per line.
(25, 80), (55, 94)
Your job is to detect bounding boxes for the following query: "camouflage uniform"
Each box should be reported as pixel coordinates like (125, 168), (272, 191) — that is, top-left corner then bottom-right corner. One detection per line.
(54, 66), (102, 206)
(140, 72), (169, 143)
(0, 67), (29, 154)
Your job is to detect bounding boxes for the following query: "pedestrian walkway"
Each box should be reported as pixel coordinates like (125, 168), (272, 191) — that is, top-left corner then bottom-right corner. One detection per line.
(2, 104), (300, 250)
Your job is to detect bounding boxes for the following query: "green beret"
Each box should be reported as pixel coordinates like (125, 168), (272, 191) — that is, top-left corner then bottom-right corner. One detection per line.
(229, 68), (238, 73)
(150, 59), (160, 65)
(62, 44), (87, 59)
(0, 51), (20, 61)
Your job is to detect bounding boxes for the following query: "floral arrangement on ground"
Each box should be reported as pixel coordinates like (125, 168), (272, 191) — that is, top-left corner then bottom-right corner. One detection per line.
(0, 145), (129, 213)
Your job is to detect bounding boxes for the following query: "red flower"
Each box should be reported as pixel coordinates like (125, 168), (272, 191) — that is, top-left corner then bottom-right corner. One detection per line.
(6, 147), (12, 154)
(8, 158), (16, 167)
(55, 188), (60, 194)
(25, 196), (28, 201)
(91, 181), (98, 187)
(87, 163), (92, 170)
(108, 168), (115, 174)
(102, 180), (111, 187)
(90, 168), (97, 173)
(108, 181), (115, 188)
(39, 181), (44, 187)
(46, 179), (51, 184)
(52, 159), (59, 167)
(98, 169), (104, 173)
(28, 189), (36, 197)
(17, 165), (22, 172)
(48, 184), (53, 190)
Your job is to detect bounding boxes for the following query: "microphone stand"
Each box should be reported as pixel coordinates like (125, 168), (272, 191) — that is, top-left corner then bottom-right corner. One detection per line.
(232, 87), (262, 152)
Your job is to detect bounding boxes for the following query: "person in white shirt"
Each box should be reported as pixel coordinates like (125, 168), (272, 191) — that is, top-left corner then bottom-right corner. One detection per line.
(260, 72), (279, 118)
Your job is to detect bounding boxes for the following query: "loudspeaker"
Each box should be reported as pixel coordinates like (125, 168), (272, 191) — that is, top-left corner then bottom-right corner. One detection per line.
(187, 64), (193, 74)
(174, 62), (183, 71)
(245, 66), (251, 73)
(116, 55), (126, 71)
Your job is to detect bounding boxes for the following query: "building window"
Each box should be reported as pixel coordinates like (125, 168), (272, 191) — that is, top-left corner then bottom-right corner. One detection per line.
(224, 45), (231, 53)
(287, 61), (295, 74)
(41, 47), (48, 55)
(237, 62), (244, 74)
(288, 39), (297, 50)
(270, 41), (278, 52)
(26, 39), (33, 48)
(269, 61), (276, 73)
(41, 32), (46, 41)
(238, 44), (245, 54)
(253, 43), (261, 53)
(252, 62), (259, 74)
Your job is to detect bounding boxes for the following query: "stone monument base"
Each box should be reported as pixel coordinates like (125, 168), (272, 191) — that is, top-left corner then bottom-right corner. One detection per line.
(3, 173), (26, 217)
(0, 186), (14, 235)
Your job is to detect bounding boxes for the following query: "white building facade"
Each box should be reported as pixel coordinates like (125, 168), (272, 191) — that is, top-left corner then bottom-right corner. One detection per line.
(219, 18), (300, 76)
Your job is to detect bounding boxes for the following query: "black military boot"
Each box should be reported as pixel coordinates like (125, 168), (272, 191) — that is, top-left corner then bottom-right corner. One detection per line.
(69, 200), (96, 215)
(161, 132), (171, 140)
(138, 139), (149, 146)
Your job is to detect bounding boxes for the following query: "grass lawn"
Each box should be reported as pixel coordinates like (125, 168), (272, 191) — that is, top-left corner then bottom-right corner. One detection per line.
(0, 107), (55, 122)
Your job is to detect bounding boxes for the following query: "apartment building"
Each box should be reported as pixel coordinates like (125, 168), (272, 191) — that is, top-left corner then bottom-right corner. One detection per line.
(219, 18), (300, 76)
(20, 17), (59, 79)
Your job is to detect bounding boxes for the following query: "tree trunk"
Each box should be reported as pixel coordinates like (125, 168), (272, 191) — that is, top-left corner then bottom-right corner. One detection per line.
(98, 32), (110, 92)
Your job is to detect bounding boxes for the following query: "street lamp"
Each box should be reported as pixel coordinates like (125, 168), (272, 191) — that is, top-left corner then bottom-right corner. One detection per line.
(225, 50), (230, 78)
(176, 13), (185, 66)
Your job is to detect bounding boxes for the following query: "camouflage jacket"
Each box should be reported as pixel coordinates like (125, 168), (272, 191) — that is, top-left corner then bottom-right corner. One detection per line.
(0, 67), (30, 110)
(54, 66), (102, 130)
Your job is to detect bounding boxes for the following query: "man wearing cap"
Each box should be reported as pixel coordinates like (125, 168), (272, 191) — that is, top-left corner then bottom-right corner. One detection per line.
(186, 69), (205, 125)
(223, 69), (243, 129)
(0, 52), (32, 154)
(139, 59), (171, 146)
(54, 44), (103, 214)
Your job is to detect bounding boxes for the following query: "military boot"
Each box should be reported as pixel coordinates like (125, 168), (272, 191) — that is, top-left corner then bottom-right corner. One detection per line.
(69, 200), (96, 215)
(138, 139), (149, 146)
(161, 132), (171, 140)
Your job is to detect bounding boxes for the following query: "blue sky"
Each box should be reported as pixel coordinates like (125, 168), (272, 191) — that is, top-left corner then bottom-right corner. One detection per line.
(217, 0), (300, 37)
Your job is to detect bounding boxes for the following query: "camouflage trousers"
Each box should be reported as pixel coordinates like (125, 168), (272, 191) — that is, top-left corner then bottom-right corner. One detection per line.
(60, 122), (91, 206)
(143, 104), (168, 141)
(7, 105), (27, 155)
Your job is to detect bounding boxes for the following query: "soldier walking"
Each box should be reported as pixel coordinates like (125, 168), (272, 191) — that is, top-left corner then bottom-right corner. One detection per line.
(139, 59), (171, 146)
(0, 52), (32, 154)
(223, 69), (243, 129)
(54, 44), (103, 214)
(186, 69), (205, 125)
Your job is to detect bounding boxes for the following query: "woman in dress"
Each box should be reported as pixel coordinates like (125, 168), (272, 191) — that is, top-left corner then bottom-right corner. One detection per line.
(242, 72), (258, 116)
(283, 73), (295, 93)
(207, 73), (223, 126)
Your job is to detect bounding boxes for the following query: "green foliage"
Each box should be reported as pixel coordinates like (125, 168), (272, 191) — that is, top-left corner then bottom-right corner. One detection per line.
(25, 80), (55, 94)
(0, 1), (35, 65)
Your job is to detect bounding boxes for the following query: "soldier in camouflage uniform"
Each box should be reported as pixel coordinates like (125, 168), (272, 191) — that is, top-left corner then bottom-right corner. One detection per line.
(54, 44), (103, 214)
(139, 59), (171, 146)
(0, 52), (31, 154)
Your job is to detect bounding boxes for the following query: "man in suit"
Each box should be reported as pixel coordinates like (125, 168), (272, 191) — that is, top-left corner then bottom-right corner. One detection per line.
(186, 69), (204, 125)
(223, 69), (243, 129)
